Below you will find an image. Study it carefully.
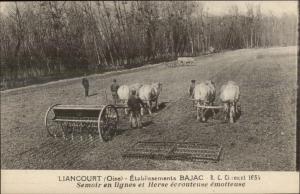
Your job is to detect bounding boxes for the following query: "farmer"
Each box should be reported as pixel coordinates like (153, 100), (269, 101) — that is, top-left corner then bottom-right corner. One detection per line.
(82, 75), (89, 97)
(110, 79), (119, 104)
(127, 90), (145, 129)
(189, 79), (196, 97)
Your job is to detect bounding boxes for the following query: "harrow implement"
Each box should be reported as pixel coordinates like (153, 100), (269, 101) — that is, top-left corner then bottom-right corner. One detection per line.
(123, 141), (222, 162)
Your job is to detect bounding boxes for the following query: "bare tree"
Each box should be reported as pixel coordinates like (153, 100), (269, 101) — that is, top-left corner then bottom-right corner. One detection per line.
(0, 1), (297, 89)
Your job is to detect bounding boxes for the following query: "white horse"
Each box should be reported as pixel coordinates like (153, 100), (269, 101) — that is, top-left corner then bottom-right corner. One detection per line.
(138, 82), (162, 115)
(220, 81), (240, 123)
(130, 83), (143, 94)
(193, 80), (216, 121)
(117, 83), (143, 115)
(117, 85), (130, 114)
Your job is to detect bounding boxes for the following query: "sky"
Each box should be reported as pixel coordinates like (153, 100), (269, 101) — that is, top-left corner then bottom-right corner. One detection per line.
(203, 1), (298, 16)
(0, 1), (298, 16)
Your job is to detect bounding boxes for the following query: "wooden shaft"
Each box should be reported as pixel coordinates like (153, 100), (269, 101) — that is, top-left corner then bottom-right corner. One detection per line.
(196, 105), (223, 109)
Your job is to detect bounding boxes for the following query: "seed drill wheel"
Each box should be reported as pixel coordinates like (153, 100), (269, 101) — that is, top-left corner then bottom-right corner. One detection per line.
(98, 105), (119, 142)
(44, 104), (64, 138)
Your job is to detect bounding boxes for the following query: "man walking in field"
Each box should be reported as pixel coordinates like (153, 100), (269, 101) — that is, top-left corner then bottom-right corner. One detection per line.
(82, 75), (89, 97)
(189, 80), (196, 97)
(110, 79), (119, 104)
(127, 90), (145, 129)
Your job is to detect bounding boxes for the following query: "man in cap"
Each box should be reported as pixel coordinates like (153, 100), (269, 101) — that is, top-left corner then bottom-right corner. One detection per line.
(110, 79), (119, 104)
(127, 90), (145, 129)
(82, 74), (89, 97)
(189, 80), (196, 97)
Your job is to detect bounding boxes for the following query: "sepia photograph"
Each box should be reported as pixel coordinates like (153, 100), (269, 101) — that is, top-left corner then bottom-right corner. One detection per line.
(0, 0), (298, 186)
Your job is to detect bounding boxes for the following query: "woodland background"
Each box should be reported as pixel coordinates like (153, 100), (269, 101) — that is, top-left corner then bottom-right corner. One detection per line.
(0, 1), (297, 89)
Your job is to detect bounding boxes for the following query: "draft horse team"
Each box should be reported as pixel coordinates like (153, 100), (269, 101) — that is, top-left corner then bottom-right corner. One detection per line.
(80, 73), (240, 129)
(115, 81), (162, 129)
(191, 80), (241, 123)
(112, 78), (240, 129)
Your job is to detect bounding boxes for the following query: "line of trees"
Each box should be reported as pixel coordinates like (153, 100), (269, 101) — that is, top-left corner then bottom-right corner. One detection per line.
(0, 1), (297, 89)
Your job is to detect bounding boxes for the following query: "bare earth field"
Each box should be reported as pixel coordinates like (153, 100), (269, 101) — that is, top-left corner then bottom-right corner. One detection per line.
(1, 47), (297, 170)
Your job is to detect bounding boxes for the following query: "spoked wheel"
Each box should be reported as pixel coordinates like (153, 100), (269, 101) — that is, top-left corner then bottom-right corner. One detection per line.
(44, 104), (66, 138)
(98, 105), (119, 142)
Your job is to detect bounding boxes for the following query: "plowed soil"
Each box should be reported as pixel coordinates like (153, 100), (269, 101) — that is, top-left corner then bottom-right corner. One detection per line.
(1, 47), (297, 170)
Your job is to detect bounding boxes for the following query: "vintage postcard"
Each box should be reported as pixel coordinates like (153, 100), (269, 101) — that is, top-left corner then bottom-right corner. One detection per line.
(0, 1), (298, 193)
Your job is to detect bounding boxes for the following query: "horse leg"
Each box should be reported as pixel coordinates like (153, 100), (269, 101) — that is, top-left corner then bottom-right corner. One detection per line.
(129, 112), (133, 128)
(236, 101), (241, 117)
(201, 102), (207, 122)
(129, 111), (132, 122)
(224, 103), (229, 122)
(141, 106), (144, 116)
(196, 101), (200, 121)
(155, 99), (158, 110)
(229, 102), (236, 123)
(148, 101), (152, 115)
(210, 102), (216, 118)
(124, 100), (129, 115)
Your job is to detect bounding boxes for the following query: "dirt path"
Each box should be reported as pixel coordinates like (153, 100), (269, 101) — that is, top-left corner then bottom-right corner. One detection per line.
(1, 47), (297, 170)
